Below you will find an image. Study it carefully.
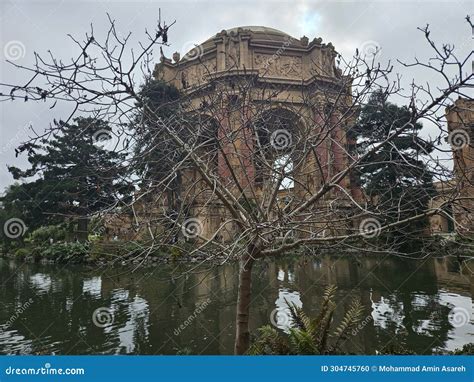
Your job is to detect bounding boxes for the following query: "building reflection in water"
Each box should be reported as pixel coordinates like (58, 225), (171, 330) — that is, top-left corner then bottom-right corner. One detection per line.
(0, 255), (472, 355)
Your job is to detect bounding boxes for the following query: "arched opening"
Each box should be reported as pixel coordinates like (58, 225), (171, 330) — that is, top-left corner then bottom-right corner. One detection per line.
(273, 153), (294, 190)
(253, 107), (303, 190)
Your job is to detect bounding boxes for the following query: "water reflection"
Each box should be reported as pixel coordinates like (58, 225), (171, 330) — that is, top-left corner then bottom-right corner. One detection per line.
(0, 255), (472, 355)
(273, 287), (302, 331)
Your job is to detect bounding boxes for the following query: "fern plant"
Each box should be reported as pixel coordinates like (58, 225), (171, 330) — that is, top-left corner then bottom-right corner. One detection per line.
(248, 285), (364, 355)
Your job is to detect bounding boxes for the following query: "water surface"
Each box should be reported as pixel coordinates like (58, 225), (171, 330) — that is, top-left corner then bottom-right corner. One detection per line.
(0, 255), (472, 354)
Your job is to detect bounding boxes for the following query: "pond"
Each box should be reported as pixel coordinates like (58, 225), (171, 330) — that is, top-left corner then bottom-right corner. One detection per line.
(0, 255), (472, 355)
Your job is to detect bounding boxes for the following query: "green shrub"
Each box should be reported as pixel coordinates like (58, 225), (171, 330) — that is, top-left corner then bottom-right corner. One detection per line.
(14, 247), (30, 259)
(120, 241), (144, 256)
(39, 241), (89, 263)
(30, 225), (67, 244)
(88, 241), (113, 260)
(89, 240), (143, 260)
(248, 286), (364, 355)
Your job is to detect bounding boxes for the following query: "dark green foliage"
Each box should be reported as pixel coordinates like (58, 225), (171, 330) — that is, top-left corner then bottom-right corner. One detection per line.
(6, 117), (133, 240)
(130, 78), (216, 204)
(353, 90), (436, 246)
(30, 225), (67, 244)
(376, 339), (415, 355)
(130, 78), (220, 243)
(175, 347), (192, 355)
(129, 78), (189, 241)
(0, 183), (47, 231)
(88, 240), (145, 260)
(14, 247), (30, 259)
(32, 241), (90, 263)
(248, 286), (364, 355)
(451, 343), (474, 355)
(131, 78), (183, 186)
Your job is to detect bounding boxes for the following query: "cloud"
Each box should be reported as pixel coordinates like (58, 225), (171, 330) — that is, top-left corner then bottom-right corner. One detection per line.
(0, 0), (472, 189)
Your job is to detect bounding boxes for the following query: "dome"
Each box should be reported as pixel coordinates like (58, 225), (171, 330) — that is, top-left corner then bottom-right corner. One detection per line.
(215, 26), (292, 38)
(182, 26), (299, 61)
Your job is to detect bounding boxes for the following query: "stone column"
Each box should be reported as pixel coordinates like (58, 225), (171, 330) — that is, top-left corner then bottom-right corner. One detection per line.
(217, 97), (255, 198)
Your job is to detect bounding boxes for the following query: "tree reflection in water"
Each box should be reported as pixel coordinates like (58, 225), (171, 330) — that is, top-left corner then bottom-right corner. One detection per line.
(0, 255), (472, 355)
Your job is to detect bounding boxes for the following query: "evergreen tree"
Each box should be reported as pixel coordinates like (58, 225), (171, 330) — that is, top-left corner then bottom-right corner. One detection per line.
(132, 78), (182, 187)
(354, 90), (436, 246)
(0, 182), (46, 229)
(8, 117), (133, 240)
(131, 78), (193, 222)
(130, 77), (217, 241)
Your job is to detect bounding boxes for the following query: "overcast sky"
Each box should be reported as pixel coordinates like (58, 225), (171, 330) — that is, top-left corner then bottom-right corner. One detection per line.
(0, 0), (472, 191)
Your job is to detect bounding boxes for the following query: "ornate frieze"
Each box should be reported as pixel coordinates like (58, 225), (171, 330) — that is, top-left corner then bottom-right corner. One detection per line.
(180, 59), (217, 87)
(254, 53), (302, 78)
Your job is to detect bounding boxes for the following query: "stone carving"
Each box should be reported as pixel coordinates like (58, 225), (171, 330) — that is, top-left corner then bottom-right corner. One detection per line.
(225, 35), (240, 68)
(254, 54), (302, 78)
(181, 60), (217, 87)
(281, 56), (301, 77)
(321, 51), (333, 76)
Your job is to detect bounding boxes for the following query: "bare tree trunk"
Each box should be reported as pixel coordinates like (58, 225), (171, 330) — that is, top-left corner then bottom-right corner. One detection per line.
(234, 254), (254, 354)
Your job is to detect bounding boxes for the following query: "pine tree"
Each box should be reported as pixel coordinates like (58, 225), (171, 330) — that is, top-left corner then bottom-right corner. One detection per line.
(131, 78), (182, 187)
(354, 90), (436, 247)
(8, 117), (133, 240)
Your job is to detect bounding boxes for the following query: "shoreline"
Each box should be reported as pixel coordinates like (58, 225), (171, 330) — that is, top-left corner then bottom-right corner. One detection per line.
(2, 245), (473, 268)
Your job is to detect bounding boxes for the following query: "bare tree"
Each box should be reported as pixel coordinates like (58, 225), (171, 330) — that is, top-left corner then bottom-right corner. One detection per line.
(1, 15), (472, 354)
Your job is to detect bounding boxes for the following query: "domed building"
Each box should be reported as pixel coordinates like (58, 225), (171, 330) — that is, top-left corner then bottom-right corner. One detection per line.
(150, 26), (362, 240)
(156, 26), (344, 88)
